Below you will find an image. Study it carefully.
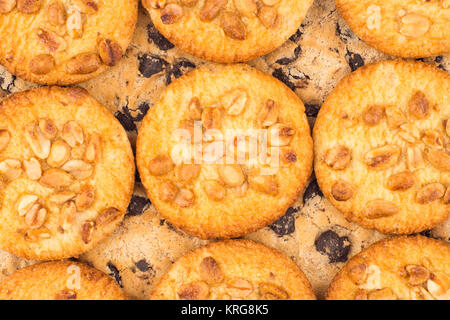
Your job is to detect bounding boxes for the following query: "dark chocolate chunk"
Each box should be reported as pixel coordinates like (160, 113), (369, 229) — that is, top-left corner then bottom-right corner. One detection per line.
(135, 259), (151, 272)
(276, 46), (301, 65)
(127, 195), (151, 216)
(107, 262), (123, 287)
(315, 230), (351, 263)
(166, 59), (196, 85)
(147, 22), (175, 51)
(138, 54), (168, 78)
(303, 176), (323, 202)
(269, 206), (298, 236)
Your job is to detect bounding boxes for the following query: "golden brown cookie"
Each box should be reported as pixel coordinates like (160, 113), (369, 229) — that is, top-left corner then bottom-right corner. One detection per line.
(335, 0), (450, 58)
(0, 86), (135, 260)
(0, 261), (128, 300)
(142, 0), (314, 63)
(326, 236), (450, 300)
(314, 60), (450, 235)
(136, 63), (313, 239)
(0, 0), (138, 85)
(150, 239), (316, 300)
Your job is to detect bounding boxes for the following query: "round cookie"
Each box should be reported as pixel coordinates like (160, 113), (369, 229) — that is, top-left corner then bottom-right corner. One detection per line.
(314, 60), (450, 235)
(326, 236), (450, 300)
(136, 63), (313, 239)
(0, 86), (135, 260)
(0, 261), (128, 300)
(142, 0), (314, 63)
(150, 239), (316, 300)
(0, 0), (138, 85)
(335, 0), (450, 58)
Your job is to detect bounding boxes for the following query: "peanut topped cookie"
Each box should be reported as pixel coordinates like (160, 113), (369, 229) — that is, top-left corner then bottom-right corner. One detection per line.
(0, 0), (138, 85)
(150, 240), (316, 300)
(314, 60), (450, 235)
(136, 64), (313, 239)
(335, 0), (450, 58)
(142, 0), (314, 63)
(0, 86), (135, 260)
(0, 261), (128, 300)
(326, 236), (450, 300)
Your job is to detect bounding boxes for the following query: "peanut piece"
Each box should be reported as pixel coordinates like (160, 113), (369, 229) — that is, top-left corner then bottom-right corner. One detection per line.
(61, 160), (93, 180)
(0, 130), (10, 152)
(258, 6), (278, 29)
(364, 200), (399, 219)
(362, 105), (384, 126)
(66, 53), (101, 74)
(0, 159), (22, 180)
(202, 107), (221, 129)
(248, 173), (278, 195)
(203, 180), (226, 201)
(29, 54), (55, 75)
(159, 180), (179, 202)
(61, 121), (84, 148)
(17, 0), (40, 13)
(23, 157), (42, 180)
(399, 13), (430, 38)
(47, 1), (66, 25)
(416, 183), (445, 204)
(40, 169), (74, 189)
(200, 0), (227, 21)
(258, 99), (278, 127)
(331, 180), (353, 201)
(409, 91), (430, 119)
(160, 3), (183, 24)
(148, 155), (174, 176)
(81, 221), (94, 244)
(47, 140), (70, 168)
(324, 146), (351, 170)
(426, 148), (450, 171)
(406, 265), (430, 286)
(364, 145), (400, 170)
(200, 257), (224, 284)
(386, 172), (415, 191)
(221, 88), (248, 116)
(221, 12), (247, 40)
(178, 281), (210, 300)
(0, 0), (16, 13)
(175, 164), (201, 182)
(268, 123), (295, 147)
(234, 0), (257, 17)
(217, 165), (246, 187)
(75, 186), (95, 210)
(98, 39), (123, 66)
(84, 133), (102, 163)
(174, 188), (195, 207)
(95, 207), (121, 227)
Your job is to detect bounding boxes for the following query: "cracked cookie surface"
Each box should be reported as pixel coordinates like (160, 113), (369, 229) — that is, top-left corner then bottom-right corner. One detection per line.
(150, 239), (316, 300)
(136, 63), (313, 239)
(335, 0), (450, 58)
(142, 0), (314, 63)
(0, 86), (135, 260)
(314, 60), (450, 235)
(0, 261), (128, 300)
(0, 0), (138, 85)
(326, 236), (450, 300)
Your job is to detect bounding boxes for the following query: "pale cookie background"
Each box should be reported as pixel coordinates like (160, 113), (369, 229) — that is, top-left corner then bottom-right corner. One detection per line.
(0, 0), (448, 300)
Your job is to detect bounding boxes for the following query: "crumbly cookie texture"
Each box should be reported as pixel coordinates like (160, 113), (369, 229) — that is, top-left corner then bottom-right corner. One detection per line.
(335, 0), (450, 58)
(0, 261), (128, 300)
(314, 59), (450, 235)
(0, 0), (138, 85)
(326, 236), (450, 300)
(150, 239), (316, 300)
(142, 0), (314, 63)
(0, 86), (135, 260)
(137, 63), (313, 239)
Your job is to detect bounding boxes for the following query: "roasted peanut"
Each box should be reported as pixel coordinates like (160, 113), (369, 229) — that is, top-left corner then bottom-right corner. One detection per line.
(178, 281), (210, 300)
(200, 0), (227, 21)
(160, 3), (183, 24)
(23, 157), (42, 180)
(99, 39), (123, 66)
(364, 145), (400, 170)
(409, 91), (430, 119)
(331, 180), (353, 201)
(362, 105), (384, 126)
(258, 99), (278, 127)
(0, 0), (16, 13)
(0, 130), (10, 152)
(406, 265), (430, 286)
(47, 1), (66, 25)
(324, 146), (352, 170)
(364, 200), (399, 219)
(203, 180), (226, 201)
(221, 88), (248, 116)
(217, 165), (246, 187)
(174, 188), (195, 207)
(149, 155), (174, 176)
(416, 183), (445, 204)
(66, 53), (101, 74)
(200, 257), (224, 284)
(221, 12), (247, 40)
(17, 0), (40, 13)
(29, 54), (55, 75)
(159, 180), (179, 202)
(40, 168), (73, 189)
